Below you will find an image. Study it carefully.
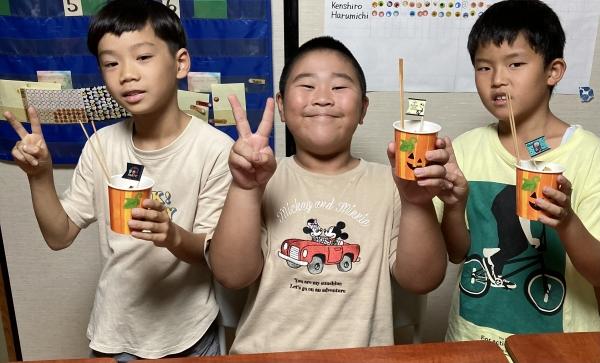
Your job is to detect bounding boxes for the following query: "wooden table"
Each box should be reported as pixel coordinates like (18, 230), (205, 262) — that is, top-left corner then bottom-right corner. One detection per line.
(17, 359), (115, 363)
(506, 332), (600, 363)
(151, 340), (507, 363)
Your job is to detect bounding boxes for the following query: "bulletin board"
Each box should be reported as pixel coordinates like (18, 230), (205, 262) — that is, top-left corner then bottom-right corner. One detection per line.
(0, 0), (273, 163)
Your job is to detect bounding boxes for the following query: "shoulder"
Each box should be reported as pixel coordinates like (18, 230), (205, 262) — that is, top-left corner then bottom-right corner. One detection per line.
(189, 117), (234, 146)
(454, 124), (496, 144)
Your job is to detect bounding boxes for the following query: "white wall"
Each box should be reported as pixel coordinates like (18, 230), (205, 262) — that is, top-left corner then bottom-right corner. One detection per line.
(1, 0), (599, 359)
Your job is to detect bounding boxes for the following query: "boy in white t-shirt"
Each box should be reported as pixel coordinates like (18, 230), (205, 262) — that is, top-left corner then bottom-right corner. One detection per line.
(209, 36), (452, 354)
(5, 0), (232, 360)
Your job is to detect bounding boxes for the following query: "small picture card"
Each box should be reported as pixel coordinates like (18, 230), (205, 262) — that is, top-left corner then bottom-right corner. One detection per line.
(525, 136), (551, 157)
(406, 98), (426, 117)
(122, 162), (144, 181)
(188, 72), (221, 93)
(211, 83), (245, 126)
(177, 90), (210, 122)
(37, 70), (73, 89)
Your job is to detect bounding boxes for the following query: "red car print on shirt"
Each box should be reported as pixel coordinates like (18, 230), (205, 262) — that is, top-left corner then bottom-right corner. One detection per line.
(278, 239), (361, 274)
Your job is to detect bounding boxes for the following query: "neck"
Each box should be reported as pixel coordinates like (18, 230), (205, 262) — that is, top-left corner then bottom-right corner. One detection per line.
(131, 102), (191, 151)
(293, 149), (359, 175)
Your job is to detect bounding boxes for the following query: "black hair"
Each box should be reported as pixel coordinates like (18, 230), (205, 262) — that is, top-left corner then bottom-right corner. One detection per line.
(87, 0), (186, 58)
(278, 36), (367, 99)
(467, 0), (565, 67)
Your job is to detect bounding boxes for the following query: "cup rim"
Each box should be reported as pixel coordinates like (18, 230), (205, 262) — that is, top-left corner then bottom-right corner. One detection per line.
(393, 120), (441, 134)
(108, 174), (154, 190)
(515, 160), (565, 174)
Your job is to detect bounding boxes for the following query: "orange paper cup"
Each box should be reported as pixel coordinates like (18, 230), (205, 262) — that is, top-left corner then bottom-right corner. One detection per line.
(108, 175), (154, 234)
(515, 161), (564, 220)
(393, 120), (441, 180)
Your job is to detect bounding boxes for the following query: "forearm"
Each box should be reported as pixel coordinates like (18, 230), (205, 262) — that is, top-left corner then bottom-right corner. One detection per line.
(165, 225), (207, 264)
(441, 203), (471, 263)
(394, 201), (447, 294)
(28, 173), (79, 250)
(556, 215), (600, 286)
(210, 183), (264, 289)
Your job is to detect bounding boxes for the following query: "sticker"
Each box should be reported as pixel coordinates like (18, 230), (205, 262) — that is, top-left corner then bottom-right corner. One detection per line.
(406, 98), (427, 116)
(579, 86), (594, 103)
(525, 136), (551, 157)
(122, 162), (144, 182)
(248, 78), (266, 85)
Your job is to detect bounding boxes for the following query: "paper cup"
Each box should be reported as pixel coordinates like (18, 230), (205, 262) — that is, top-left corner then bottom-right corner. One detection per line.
(108, 175), (154, 234)
(393, 120), (441, 180)
(515, 161), (564, 220)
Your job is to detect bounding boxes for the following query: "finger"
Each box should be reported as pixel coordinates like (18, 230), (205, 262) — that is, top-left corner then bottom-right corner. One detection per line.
(256, 98), (275, 138)
(425, 148), (450, 164)
(229, 150), (256, 172)
(414, 164), (447, 180)
(11, 144), (28, 164)
(27, 107), (43, 138)
(443, 136), (458, 164)
(17, 143), (40, 166)
(140, 198), (165, 211)
(386, 142), (396, 168)
(232, 139), (260, 162)
(228, 95), (252, 138)
(557, 175), (572, 196)
(4, 111), (30, 140)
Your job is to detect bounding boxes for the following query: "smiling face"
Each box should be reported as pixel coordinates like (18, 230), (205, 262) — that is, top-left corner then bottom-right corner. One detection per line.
(97, 23), (189, 118)
(276, 49), (369, 157)
(473, 33), (561, 125)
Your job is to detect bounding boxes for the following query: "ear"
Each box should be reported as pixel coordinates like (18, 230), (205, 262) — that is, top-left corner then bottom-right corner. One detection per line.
(276, 92), (286, 123)
(546, 58), (566, 87)
(358, 96), (369, 125)
(175, 48), (191, 80)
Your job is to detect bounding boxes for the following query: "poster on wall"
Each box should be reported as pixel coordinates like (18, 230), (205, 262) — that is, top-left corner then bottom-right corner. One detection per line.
(0, 0), (273, 163)
(324, 0), (599, 93)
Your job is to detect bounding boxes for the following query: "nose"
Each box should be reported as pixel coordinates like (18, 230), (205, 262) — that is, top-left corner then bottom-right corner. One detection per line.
(312, 86), (334, 106)
(119, 60), (139, 84)
(491, 68), (508, 88)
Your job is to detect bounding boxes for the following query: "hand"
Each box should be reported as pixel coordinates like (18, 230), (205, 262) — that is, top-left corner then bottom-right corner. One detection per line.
(129, 198), (177, 248)
(436, 137), (469, 207)
(387, 138), (452, 205)
(536, 175), (574, 228)
(228, 95), (276, 190)
(6, 107), (52, 176)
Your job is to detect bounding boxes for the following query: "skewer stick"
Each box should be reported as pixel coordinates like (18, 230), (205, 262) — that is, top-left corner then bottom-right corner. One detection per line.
(506, 88), (521, 163)
(399, 58), (405, 129)
(78, 120), (111, 182)
(90, 120), (110, 176)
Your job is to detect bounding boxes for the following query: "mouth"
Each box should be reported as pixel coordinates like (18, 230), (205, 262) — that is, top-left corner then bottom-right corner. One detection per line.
(492, 93), (508, 106)
(122, 90), (145, 103)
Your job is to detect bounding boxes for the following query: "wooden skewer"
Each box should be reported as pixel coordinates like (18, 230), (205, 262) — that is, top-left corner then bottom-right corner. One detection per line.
(506, 88), (521, 163)
(90, 120), (110, 176)
(78, 120), (111, 182)
(399, 58), (405, 130)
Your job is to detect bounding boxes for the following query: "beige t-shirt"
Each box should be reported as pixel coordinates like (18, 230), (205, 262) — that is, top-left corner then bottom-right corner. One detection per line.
(61, 116), (233, 358)
(230, 157), (401, 354)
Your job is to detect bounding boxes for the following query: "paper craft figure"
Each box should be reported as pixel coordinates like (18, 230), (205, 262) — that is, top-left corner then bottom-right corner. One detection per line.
(122, 162), (144, 182)
(211, 83), (246, 126)
(406, 98), (426, 117)
(177, 90), (210, 122)
(0, 80), (61, 120)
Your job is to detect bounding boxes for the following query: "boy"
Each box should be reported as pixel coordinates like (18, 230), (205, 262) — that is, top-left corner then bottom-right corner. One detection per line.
(438, 0), (600, 353)
(5, 0), (232, 360)
(209, 36), (451, 354)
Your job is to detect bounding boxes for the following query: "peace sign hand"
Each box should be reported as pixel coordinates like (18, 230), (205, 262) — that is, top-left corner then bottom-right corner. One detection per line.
(228, 95), (276, 190)
(5, 107), (52, 177)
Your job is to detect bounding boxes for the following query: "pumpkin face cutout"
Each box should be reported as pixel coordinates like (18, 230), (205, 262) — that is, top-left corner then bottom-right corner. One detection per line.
(515, 162), (564, 220)
(393, 120), (440, 180)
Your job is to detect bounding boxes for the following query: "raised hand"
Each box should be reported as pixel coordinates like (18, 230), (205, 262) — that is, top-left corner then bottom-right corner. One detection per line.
(129, 198), (176, 247)
(436, 136), (469, 207)
(536, 175), (574, 228)
(228, 95), (276, 190)
(387, 138), (452, 205)
(5, 107), (52, 176)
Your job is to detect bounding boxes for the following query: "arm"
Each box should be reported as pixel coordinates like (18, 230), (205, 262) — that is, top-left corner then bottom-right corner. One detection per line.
(210, 96), (276, 289)
(438, 137), (471, 263)
(6, 107), (80, 250)
(388, 139), (450, 294)
(536, 175), (600, 286)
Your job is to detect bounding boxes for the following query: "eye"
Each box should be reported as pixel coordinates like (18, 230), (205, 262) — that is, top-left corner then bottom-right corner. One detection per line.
(299, 84), (314, 89)
(102, 61), (118, 69)
(509, 62), (525, 68)
(332, 86), (348, 91)
(137, 54), (153, 62)
(476, 66), (490, 72)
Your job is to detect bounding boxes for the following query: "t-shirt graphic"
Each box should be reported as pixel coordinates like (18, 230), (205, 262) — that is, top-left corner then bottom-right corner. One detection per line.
(277, 218), (361, 275)
(459, 181), (566, 333)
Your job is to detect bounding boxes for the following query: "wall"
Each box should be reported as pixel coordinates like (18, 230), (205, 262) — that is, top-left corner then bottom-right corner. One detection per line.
(0, 0), (599, 359)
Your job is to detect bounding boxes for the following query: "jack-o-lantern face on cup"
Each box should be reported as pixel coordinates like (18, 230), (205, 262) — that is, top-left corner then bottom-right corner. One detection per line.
(393, 120), (441, 180)
(515, 161), (564, 220)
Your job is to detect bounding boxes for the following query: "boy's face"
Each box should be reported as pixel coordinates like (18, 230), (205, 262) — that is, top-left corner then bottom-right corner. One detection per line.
(473, 33), (560, 124)
(97, 23), (188, 117)
(276, 50), (368, 156)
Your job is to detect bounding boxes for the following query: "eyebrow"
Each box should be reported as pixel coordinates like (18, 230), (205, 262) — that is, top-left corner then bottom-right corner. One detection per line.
(291, 72), (356, 83)
(98, 41), (157, 57)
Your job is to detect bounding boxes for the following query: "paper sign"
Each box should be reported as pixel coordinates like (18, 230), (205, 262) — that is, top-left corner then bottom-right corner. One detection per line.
(406, 98), (426, 117)
(177, 90), (210, 122)
(0, 80), (62, 120)
(188, 72), (221, 93)
(211, 83), (245, 126)
(37, 70), (73, 89)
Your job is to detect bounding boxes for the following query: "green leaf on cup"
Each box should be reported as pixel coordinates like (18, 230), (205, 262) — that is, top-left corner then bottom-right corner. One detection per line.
(399, 137), (417, 152)
(123, 192), (143, 209)
(521, 176), (541, 192)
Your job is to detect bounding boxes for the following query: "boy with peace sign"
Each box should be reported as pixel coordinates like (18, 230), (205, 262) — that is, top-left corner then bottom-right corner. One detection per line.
(209, 36), (451, 354)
